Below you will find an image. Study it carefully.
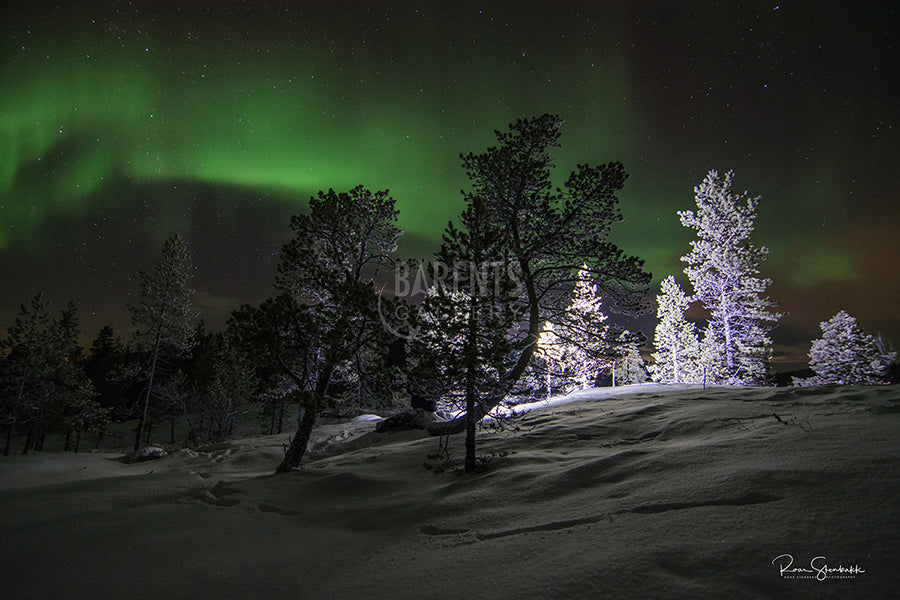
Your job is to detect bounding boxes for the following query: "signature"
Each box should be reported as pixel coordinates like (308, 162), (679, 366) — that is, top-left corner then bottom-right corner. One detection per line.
(772, 554), (866, 581)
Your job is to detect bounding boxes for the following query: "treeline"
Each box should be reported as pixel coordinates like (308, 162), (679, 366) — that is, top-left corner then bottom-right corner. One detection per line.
(0, 292), (264, 457)
(1, 115), (654, 472)
(2, 114), (895, 472)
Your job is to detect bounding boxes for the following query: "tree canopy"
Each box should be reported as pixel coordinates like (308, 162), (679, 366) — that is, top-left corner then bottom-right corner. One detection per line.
(427, 114), (651, 434)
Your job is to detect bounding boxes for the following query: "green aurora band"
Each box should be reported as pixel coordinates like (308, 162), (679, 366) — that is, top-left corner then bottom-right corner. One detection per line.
(2, 2), (898, 361)
(1, 4), (637, 252)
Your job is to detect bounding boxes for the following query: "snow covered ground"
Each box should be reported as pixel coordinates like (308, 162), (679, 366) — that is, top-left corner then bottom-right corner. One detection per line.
(1, 384), (897, 599)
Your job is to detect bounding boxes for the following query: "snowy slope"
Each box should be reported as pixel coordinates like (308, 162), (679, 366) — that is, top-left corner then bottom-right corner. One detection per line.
(0, 384), (897, 599)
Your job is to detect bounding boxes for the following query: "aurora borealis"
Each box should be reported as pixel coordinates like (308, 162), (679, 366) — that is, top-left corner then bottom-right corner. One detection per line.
(2, 1), (898, 368)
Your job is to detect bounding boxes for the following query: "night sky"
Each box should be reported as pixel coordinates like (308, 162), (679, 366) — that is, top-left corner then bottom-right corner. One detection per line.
(2, 1), (897, 369)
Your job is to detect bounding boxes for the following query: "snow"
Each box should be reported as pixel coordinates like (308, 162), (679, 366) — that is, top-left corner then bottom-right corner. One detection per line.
(351, 413), (384, 422)
(1, 384), (898, 598)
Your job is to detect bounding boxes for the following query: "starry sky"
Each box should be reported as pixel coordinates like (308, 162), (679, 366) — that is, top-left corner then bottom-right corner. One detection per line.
(2, 1), (897, 369)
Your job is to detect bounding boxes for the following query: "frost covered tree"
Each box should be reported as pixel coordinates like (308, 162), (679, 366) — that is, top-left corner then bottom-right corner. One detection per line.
(535, 323), (561, 397)
(428, 114), (651, 434)
(611, 331), (648, 386)
(679, 170), (781, 385)
(650, 276), (700, 383)
(794, 311), (895, 386)
(129, 234), (197, 451)
(536, 266), (615, 393)
(557, 265), (612, 389)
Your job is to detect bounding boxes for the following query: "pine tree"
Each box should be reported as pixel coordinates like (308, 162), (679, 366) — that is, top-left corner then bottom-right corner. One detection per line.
(679, 170), (781, 385)
(1, 295), (52, 455)
(560, 265), (612, 389)
(650, 276), (700, 383)
(129, 234), (197, 451)
(259, 186), (401, 473)
(191, 331), (257, 443)
(0, 295), (99, 455)
(536, 321), (568, 398)
(85, 326), (130, 416)
(48, 302), (105, 453)
(427, 197), (518, 472)
(428, 114), (651, 434)
(794, 311), (895, 386)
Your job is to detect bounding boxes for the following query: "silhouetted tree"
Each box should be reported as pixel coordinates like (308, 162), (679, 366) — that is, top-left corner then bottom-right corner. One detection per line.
(428, 114), (651, 434)
(85, 326), (131, 415)
(420, 197), (518, 472)
(233, 186), (402, 473)
(191, 330), (257, 443)
(129, 234), (197, 451)
(0, 295), (99, 455)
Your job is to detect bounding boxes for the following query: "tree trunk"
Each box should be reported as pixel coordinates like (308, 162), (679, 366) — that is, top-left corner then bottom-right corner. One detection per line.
(182, 409), (199, 447)
(672, 347), (679, 384)
(464, 369), (477, 473)
(427, 264), (541, 437)
(135, 349), (160, 451)
(64, 429), (72, 452)
(275, 405), (318, 474)
(135, 271), (174, 451)
(4, 420), (13, 457)
(74, 429), (82, 454)
(723, 313), (735, 383)
(170, 415), (176, 444)
(22, 422), (34, 455)
(464, 294), (479, 473)
(275, 361), (334, 474)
